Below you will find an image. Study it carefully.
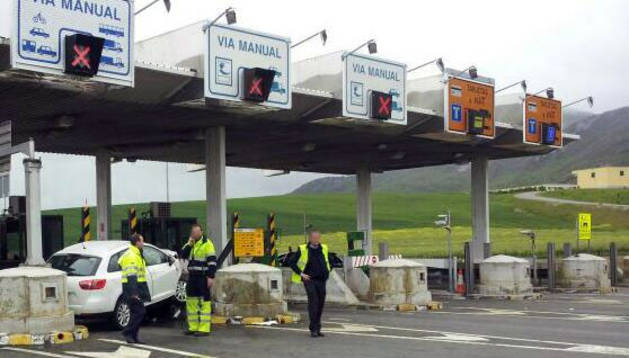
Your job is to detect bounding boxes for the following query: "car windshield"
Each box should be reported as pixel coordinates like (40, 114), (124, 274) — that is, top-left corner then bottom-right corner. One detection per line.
(48, 254), (101, 277)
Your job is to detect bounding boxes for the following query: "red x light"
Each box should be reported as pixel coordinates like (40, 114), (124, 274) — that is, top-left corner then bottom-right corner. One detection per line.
(370, 91), (392, 120)
(241, 68), (276, 102)
(64, 34), (104, 77)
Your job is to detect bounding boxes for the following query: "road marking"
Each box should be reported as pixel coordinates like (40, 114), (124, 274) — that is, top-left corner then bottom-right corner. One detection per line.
(435, 307), (629, 323)
(99, 339), (216, 358)
(2, 347), (79, 358)
(423, 333), (489, 342)
(67, 346), (151, 358)
(324, 323), (379, 332)
(250, 326), (629, 357)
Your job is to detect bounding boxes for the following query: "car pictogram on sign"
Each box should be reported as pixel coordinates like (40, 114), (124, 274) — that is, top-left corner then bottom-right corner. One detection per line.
(37, 45), (56, 57)
(30, 27), (49, 38)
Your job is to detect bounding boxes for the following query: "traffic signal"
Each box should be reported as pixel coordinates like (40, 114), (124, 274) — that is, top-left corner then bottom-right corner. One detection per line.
(64, 34), (105, 77)
(370, 90), (392, 120)
(541, 123), (557, 145)
(241, 68), (276, 102)
(467, 109), (489, 135)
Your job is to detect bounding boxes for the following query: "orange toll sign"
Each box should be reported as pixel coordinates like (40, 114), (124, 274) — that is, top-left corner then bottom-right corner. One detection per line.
(445, 78), (495, 138)
(523, 95), (562, 147)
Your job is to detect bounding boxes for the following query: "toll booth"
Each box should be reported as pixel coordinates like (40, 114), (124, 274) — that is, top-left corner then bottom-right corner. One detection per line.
(121, 217), (197, 254)
(0, 197), (64, 269)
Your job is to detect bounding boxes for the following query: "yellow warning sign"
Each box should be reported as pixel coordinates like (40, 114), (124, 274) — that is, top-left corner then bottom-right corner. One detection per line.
(234, 228), (265, 257)
(578, 213), (591, 240)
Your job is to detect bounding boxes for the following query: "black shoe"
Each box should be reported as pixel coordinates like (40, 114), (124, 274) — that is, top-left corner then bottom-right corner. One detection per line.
(122, 333), (134, 344)
(195, 332), (210, 337)
(317, 331), (325, 337)
(183, 331), (195, 336)
(310, 332), (319, 338)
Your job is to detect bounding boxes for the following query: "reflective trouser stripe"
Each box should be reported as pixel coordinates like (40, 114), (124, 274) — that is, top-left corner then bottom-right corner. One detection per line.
(198, 301), (212, 333)
(186, 297), (200, 332)
(186, 297), (211, 333)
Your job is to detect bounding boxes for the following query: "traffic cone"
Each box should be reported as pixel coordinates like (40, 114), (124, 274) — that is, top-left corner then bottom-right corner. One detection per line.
(455, 269), (465, 294)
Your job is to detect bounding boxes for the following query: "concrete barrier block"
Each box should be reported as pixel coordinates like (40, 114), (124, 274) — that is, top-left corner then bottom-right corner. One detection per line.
(8, 334), (33, 346)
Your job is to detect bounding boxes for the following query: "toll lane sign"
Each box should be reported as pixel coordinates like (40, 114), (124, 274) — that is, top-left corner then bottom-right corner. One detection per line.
(524, 95), (562, 147)
(445, 77), (495, 138)
(578, 213), (591, 240)
(234, 228), (265, 257)
(11, 0), (134, 87)
(205, 24), (291, 109)
(343, 53), (407, 125)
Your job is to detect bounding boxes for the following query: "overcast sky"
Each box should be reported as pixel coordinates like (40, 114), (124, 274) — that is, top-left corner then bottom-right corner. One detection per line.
(1, 0), (627, 209)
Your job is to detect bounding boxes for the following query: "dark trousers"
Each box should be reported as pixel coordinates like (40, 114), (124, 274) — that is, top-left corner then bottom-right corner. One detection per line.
(304, 279), (326, 333)
(123, 298), (146, 340)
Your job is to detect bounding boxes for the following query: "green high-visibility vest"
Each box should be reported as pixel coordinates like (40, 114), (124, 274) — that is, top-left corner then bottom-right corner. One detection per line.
(291, 243), (331, 283)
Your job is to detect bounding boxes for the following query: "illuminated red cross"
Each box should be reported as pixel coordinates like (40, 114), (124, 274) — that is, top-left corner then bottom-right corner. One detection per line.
(249, 78), (263, 96)
(378, 96), (391, 115)
(72, 45), (91, 69)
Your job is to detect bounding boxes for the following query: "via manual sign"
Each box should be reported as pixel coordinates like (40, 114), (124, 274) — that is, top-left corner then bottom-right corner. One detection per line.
(343, 53), (407, 125)
(11, 0), (134, 87)
(205, 24), (291, 109)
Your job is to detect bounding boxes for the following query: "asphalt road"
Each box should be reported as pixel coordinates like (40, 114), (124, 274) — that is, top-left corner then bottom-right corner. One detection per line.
(4, 288), (629, 358)
(515, 191), (629, 209)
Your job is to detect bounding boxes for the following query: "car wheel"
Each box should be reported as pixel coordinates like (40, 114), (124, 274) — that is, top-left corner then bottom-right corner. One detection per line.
(113, 298), (131, 330)
(175, 280), (187, 303)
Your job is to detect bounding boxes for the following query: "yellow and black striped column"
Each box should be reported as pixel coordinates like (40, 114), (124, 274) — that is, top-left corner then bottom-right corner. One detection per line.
(80, 206), (91, 242)
(128, 207), (138, 235)
(231, 211), (240, 263)
(267, 212), (277, 266)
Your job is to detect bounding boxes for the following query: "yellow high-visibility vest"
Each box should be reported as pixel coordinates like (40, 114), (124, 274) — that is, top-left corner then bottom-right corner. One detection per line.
(118, 245), (147, 283)
(291, 243), (331, 283)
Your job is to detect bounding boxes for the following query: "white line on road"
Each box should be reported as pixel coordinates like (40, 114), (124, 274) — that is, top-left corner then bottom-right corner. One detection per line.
(433, 308), (629, 323)
(99, 339), (216, 358)
(252, 324), (629, 356)
(2, 347), (80, 358)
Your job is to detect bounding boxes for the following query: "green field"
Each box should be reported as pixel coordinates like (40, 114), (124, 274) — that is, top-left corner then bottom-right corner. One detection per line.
(45, 192), (629, 257)
(540, 188), (629, 205)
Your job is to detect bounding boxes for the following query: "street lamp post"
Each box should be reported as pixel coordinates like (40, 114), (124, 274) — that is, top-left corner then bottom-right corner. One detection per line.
(341, 39), (377, 60)
(436, 211), (454, 292)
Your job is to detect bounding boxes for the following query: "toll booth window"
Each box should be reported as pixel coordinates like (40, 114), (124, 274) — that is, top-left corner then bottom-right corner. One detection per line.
(49, 254), (101, 276)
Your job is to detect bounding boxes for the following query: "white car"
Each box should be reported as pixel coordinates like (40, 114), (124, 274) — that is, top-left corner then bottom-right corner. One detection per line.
(48, 240), (185, 329)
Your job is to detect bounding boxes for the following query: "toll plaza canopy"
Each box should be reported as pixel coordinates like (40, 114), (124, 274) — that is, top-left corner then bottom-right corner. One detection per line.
(0, 23), (578, 175)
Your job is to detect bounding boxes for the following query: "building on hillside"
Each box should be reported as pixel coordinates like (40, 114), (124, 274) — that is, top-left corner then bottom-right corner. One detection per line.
(572, 166), (629, 189)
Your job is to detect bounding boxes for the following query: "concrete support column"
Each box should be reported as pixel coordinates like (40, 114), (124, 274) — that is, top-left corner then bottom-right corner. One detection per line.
(96, 152), (112, 240)
(356, 168), (373, 256)
(24, 158), (44, 266)
(470, 156), (489, 263)
(205, 126), (228, 259)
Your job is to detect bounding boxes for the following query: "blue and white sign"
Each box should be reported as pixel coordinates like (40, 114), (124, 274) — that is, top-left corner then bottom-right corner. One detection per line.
(451, 104), (462, 122)
(205, 24), (291, 109)
(11, 0), (134, 87)
(342, 53), (407, 125)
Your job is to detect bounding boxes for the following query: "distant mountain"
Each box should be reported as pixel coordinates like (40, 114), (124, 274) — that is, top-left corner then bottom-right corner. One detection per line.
(293, 107), (629, 193)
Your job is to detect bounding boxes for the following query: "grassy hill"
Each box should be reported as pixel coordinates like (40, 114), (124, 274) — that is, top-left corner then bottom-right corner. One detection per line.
(293, 107), (629, 194)
(540, 189), (629, 205)
(46, 192), (629, 257)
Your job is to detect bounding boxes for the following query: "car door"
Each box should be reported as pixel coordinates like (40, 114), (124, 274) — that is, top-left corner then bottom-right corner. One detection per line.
(143, 246), (178, 303)
(108, 248), (155, 304)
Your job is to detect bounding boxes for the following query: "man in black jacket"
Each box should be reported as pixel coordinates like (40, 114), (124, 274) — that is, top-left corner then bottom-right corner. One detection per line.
(289, 230), (331, 337)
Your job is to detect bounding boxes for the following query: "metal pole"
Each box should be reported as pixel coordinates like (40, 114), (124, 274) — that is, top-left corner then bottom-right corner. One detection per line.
(547, 243), (556, 291)
(134, 0), (160, 16)
(378, 242), (389, 261)
(165, 162), (170, 203)
(610, 242), (618, 286)
(447, 226), (453, 292)
(563, 242), (572, 258)
(464, 242), (473, 296)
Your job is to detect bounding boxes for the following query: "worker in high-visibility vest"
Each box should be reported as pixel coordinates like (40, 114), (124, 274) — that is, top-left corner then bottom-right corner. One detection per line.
(181, 224), (217, 336)
(290, 230), (331, 338)
(118, 234), (151, 344)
